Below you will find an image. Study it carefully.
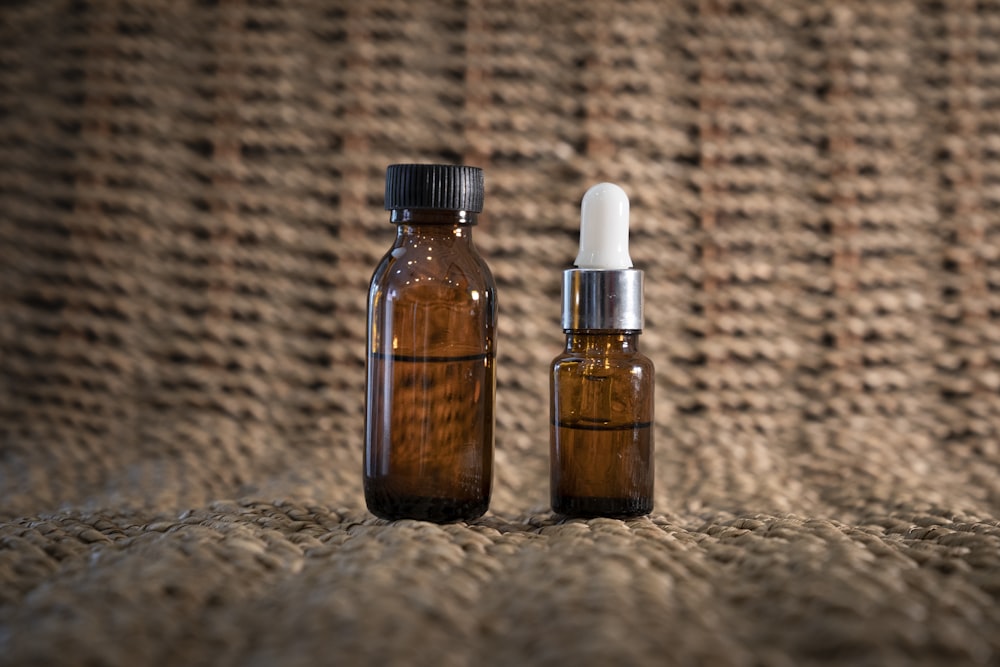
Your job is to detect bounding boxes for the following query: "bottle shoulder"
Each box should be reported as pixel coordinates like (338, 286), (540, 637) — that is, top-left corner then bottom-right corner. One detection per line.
(370, 242), (496, 294)
(551, 348), (654, 373)
(552, 334), (653, 363)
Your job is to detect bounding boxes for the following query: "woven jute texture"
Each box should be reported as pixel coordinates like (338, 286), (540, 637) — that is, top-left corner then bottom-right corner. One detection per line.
(3, 1), (1000, 665)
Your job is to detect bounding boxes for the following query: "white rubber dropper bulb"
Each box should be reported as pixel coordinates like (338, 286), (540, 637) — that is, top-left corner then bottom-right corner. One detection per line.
(574, 182), (633, 270)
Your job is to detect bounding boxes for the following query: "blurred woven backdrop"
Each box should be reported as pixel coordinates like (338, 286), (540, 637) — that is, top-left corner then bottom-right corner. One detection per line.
(2, 1), (1000, 665)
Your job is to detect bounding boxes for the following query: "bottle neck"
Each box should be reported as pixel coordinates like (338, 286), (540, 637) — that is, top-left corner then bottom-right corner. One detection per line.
(391, 209), (477, 245)
(390, 209), (478, 226)
(564, 331), (641, 354)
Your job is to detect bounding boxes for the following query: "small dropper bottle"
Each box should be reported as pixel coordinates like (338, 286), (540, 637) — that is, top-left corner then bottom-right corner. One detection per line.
(550, 183), (654, 517)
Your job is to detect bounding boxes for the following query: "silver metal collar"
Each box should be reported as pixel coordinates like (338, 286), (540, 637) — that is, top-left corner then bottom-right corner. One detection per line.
(561, 268), (643, 331)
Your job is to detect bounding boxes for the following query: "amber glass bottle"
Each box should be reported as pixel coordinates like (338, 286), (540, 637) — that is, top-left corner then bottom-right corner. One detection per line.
(551, 331), (654, 517)
(364, 164), (496, 522)
(550, 183), (654, 517)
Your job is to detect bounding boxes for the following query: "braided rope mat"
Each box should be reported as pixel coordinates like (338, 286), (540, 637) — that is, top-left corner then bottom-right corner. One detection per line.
(2, 1), (1000, 664)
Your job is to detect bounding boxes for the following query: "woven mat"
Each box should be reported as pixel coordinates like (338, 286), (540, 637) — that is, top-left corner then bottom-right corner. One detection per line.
(2, 1), (1000, 664)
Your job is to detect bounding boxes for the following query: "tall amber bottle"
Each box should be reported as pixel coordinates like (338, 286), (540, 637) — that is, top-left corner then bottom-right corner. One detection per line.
(364, 164), (496, 522)
(551, 183), (654, 517)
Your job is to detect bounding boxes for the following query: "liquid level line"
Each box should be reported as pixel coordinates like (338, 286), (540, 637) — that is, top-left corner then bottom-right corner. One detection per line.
(553, 419), (653, 432)
(370, 351), (492, 363)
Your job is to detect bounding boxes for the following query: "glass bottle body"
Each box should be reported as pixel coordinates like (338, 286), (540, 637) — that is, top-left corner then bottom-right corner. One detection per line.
(364, 210), (496, 522)
(550, 332), (654, 517)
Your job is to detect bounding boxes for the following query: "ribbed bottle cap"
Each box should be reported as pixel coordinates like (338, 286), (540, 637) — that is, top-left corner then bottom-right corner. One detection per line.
(384, 164), (484, 212)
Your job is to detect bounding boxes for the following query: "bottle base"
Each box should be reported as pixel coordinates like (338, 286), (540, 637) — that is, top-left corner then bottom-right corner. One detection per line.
(365, 489), (488, 523)
(552, 495), (652, 519)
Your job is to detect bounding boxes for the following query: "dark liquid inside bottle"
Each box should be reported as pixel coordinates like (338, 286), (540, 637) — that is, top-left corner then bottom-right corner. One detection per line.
(364, 212), (496, 523)
(365, 352), (494, 522)
(551, 421), (653, 517)
(550, 332), (654, 518)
